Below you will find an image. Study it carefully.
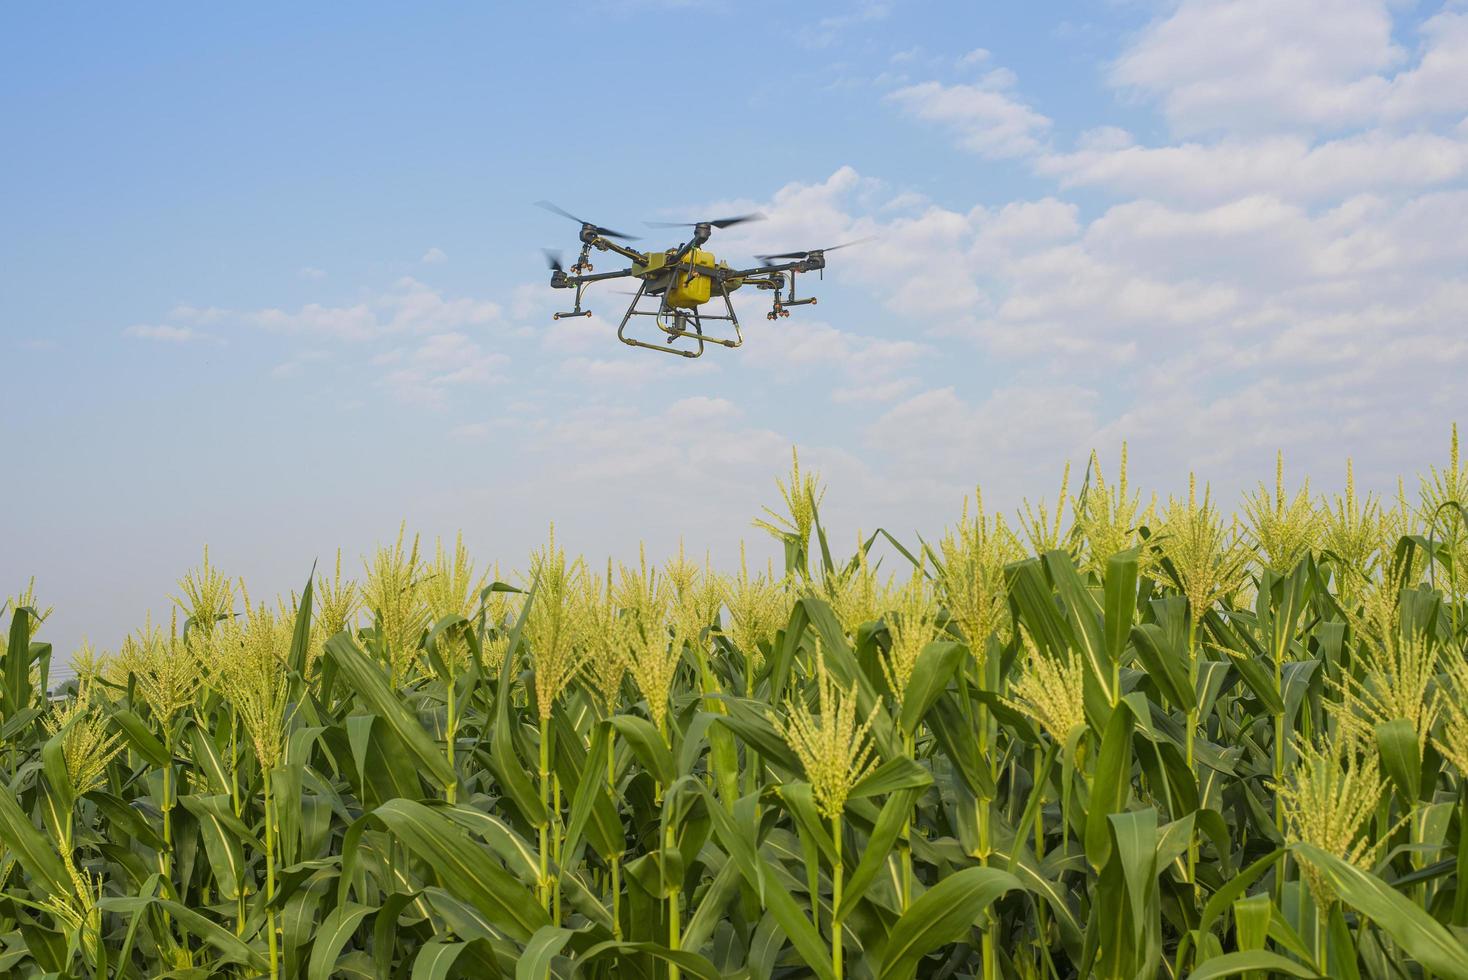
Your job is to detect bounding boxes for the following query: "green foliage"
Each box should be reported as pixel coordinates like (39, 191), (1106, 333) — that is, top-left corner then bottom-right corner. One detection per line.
(4, 441), (1468, 978)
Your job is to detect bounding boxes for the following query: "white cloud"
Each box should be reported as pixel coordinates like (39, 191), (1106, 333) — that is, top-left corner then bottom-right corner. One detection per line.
(421, 247), (448, 264)
(883, 6), (1468, 212)
(1038, 130), (1468, 205)
(248, 303), (379, 341)
(803, 1), (893, 47)
(379, 277), (500, 333)
(1379, 12), (1468, 122)
(298, 266), (327, 280)
(1111, 0), (1402, 135)
(160, 279), (512, 404)
(831, 378), (918, 403)
(689, 136), (1468, 508)
(379, 332), (508, 407)
(271, 349), (328, 379)
(450, 419), (518, 441)
(1111, 1), (1468, 136)
(711, 166), (880, 260)
(886, 75), (1052, 158)
(186, 278), (503, 342)
(124, 324), (199, 342)
(748, 316), (926, 394)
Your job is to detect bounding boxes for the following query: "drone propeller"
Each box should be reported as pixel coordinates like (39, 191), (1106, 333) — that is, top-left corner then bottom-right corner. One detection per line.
(756, 236), (876, 263)
(534, 200), (641, 241)
(542, 249), (566, 273)
(645, 213), (766, 230)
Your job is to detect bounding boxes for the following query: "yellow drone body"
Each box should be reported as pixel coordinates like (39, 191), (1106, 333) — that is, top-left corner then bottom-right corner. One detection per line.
(635, 248), (743, 309)
(540, 200), (850, 358)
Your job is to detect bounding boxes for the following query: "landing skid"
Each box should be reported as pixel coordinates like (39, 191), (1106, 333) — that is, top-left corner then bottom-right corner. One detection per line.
(616, 278), (743, 359)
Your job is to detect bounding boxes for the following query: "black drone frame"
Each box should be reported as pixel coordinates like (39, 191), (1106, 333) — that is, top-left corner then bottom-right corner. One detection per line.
(541, 208), (844, 359)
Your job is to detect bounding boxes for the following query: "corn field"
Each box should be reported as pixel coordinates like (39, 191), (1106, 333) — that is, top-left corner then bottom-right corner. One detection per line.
(5, 438), (1468, 979)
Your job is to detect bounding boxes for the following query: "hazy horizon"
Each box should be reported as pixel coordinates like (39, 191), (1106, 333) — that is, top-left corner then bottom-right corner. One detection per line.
(7, 1), (1468, 659)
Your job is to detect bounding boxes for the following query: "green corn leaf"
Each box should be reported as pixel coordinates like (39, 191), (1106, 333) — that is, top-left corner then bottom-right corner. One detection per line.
(1294, 843), (1468, 980)
(372, 890), (424, 978)
(99, 895), (269, 971)
(1376, 718), (1423, 802)
(187, 719), (232, 795)
(84, 790), (167, 850)
(308, 901), (376, 980)
(515, 925), (577, 980)
(1195, 848), (1284, 941)
(1103, 547), (1141, 668)
(605, 715), (675, 787)
(552, 709), (621, 860)
(1085, 698), (1134, 870)
(681, 858), (744, 953)
(179, 795), (248, 900)
(325, 632), (455, 790)
(1006, 559), (1075, 661)
(108, 707), (171, 768)
(0, 704), (43, 741)
(1129, 623), (1195, 712)
(561, 722), (621, 864)
(39, 724), (74, 816)
(370, 798), (550, 942)
(1233, 892), (1271, 952)
(926, 691), (999, 799)
(897, 640), (965, 736)
(768, 601), (810, 706)
(702, 788), (834, 980)
(3, 607), (33, 714)
(1184, 951), (1323, 979)
(0, 781), (70, 897)
(489, 593), (548, 827)
(876, 866), (1022, 980)
(574, 940), (728, 979)
(282, 868), (337, 976)
(801, 596), (898, 758)
(776, 781), (837, 866)
(850, 755), (932, 800)
(714, 698), (802, 775)
(287, 564), (315, 678)
(1325, 901), (1363, 980)
(1043, 549), (1114, 704)
(412, 937), (503, 980)
(1007, 850), (1083, 951)
(1110, 808), (1159, 937)
(837, 785), (922, 922)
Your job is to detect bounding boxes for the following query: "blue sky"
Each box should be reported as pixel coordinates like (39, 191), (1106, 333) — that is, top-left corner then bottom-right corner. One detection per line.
(5, 1), (1468, 656)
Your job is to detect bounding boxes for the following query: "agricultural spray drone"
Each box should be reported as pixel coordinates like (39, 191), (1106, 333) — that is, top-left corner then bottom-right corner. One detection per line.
(538, 201), (868, 359)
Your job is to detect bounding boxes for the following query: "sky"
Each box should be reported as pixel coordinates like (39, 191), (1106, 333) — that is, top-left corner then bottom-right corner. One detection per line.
(4, 0), (1468, 658)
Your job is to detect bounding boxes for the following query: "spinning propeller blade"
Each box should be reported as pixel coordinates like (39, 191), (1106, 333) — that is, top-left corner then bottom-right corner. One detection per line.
(542, 249), (565, 273)
(645, 212), (766, 230)
(534, 200), (641, 240)
(756, 236), (876, 262)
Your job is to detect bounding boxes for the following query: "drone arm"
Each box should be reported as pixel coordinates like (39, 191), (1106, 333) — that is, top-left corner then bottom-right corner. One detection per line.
(593, 237), (647, 264)
(728, 259), (816, 278)
(668, 227), (713, 266)
(558, 266), (638, 286)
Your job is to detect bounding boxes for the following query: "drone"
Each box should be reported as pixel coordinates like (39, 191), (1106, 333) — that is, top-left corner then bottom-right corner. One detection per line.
(538, 201), (869, 359)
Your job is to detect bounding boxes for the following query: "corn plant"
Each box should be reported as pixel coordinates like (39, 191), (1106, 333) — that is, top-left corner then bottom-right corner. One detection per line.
(2, 437), (1468, 978)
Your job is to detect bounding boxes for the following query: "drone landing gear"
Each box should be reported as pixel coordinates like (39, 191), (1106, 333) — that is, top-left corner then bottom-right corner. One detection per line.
(552, 280), (594, 320)
(616, 279), (743, 359)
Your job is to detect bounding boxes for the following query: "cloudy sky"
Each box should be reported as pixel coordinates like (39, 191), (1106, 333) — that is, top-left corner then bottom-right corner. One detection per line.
(5, 1), (1468, 655)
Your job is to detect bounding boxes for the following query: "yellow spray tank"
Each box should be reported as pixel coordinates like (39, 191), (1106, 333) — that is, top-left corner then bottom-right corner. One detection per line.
(634, 248), (742, 309)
